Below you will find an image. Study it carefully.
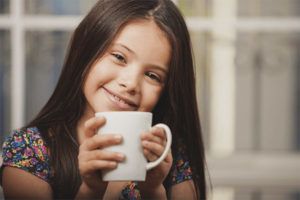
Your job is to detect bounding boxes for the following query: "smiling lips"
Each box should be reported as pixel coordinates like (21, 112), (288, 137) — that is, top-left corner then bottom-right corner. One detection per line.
(102, 87), (138, 109)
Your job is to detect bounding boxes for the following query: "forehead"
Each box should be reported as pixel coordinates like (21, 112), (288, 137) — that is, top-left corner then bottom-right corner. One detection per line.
(110, 19), (172, 69)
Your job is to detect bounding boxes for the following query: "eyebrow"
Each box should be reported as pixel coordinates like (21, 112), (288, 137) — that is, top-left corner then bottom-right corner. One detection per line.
(113, 43), (134, 54)
(149, 65), (168, 74)
(112, 42), (169, 74)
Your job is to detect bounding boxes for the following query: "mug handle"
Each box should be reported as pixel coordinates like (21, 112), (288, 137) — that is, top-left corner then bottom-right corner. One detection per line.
(146, 123), (172, 170)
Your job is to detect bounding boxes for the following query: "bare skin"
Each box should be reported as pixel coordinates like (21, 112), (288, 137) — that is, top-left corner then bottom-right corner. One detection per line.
(2, 166), (196, 199)
(2, 20), (197, 199)
(2, 116), (196, 200)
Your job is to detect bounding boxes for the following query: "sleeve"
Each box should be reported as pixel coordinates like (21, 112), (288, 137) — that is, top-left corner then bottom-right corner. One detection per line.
(169, 147), (193, 185)
(1, 128), (51, 183)
(119, 181), (141, 200)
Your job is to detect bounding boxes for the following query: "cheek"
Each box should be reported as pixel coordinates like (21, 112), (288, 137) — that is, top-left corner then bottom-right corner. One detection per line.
(83, 72), (101, 98)
(141, 87), (163, 111)
(84, 62), (116, 91)
(83, 70), (111, 106)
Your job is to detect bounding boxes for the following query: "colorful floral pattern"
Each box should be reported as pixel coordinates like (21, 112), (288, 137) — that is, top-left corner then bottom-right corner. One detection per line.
(170, 147), (193, 185)
(120, 181), (141, 200)
(1, 128), (192, 199)
(1, 127), (51, 182)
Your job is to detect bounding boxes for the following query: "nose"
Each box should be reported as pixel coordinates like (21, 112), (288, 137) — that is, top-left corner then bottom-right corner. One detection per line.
(117, 66), (141, 95)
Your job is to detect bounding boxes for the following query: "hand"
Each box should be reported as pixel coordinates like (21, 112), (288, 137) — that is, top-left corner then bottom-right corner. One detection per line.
(78, 116), (125, 197)
(139, 126), (173, 194)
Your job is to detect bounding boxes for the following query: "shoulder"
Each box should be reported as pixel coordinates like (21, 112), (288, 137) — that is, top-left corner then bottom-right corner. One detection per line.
(1, 127), (51, 183)
(3, 127), (42, 143)
(2, 127), (48, 162)
(169, 145), (193, 185)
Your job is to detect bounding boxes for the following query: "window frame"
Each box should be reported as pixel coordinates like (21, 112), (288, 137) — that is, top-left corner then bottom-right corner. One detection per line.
(0, 0), (300, 199)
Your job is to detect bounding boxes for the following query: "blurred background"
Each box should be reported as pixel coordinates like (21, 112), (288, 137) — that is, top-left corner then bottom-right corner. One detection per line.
(0, 0), (300, 199)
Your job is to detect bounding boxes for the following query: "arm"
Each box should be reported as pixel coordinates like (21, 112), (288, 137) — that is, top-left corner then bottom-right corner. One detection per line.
(76, 116), (125, 199)
(2, 167), (53, 199)
(75, 181), (126, 200)
(75, 181), (106, 200)
(139, 183), (167, 199)
(168, 180), (197, 200)
(138, 126), (173, 199)
(1, 128), (53, 199)
(102, 182), (127, 200)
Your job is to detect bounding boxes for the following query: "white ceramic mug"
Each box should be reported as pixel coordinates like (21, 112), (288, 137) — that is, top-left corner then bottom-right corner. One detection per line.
(95, 111), (172, 181)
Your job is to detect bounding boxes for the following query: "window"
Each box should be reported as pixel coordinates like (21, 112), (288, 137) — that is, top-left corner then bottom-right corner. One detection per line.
(0, 0), (97, 143)
(179, 0), (300, 199)
(0, 0), (299, 199)
(0, 29), (10, 145)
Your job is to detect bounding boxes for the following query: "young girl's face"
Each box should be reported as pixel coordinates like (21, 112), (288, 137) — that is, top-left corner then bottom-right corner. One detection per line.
(83, 19), (171, 115)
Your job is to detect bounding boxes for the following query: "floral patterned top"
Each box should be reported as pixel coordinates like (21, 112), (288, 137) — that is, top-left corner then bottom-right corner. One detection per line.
(1, 127), (192, 199)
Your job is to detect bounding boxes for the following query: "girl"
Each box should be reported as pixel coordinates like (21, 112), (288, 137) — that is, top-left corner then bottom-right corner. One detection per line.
(1, 0), (207, 199)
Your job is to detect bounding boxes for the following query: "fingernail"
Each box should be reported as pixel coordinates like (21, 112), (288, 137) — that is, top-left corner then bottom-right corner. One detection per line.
(114, 135), (122, 142)
(117, 153), (125, 161)
(142, 141), (149, 146)
(96, 116), (105, 121)
(152, 126), (159, 131)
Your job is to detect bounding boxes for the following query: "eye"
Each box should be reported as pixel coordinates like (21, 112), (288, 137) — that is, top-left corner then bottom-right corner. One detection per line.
(112, 53), (126, 63)
(145, 72), (162, 83)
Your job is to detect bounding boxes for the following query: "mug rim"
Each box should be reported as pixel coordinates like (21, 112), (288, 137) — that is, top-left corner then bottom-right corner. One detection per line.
(95, 111), (152, 116)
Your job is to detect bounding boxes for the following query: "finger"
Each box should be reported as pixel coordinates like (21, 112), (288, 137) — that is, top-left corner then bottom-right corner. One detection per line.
(165, 149), (173, 163)
(143, 149), (158, 162)
(84, 116), (106, 138)
(81, 160), (117, 173)
(151, 127), (167, 141)
(79, 149), (125, 162)
(142, 140), (164, 157)
(141, 133), (162, 146)
(141, 127), (165, 145)
(152, 127), (167, 147)
(81, 134), (122, 151)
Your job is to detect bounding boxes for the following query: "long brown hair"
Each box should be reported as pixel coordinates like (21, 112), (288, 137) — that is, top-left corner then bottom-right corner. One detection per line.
(27, 0), (207, 199)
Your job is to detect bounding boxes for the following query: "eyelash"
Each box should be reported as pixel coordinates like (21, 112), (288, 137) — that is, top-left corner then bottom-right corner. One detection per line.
(145, 72), (162, 83)
(111, 53), (162, 83)
(112, 53), (126, 63)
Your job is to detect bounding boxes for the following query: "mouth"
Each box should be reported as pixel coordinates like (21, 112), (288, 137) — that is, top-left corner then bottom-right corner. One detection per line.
(102, 87), (138, 109)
